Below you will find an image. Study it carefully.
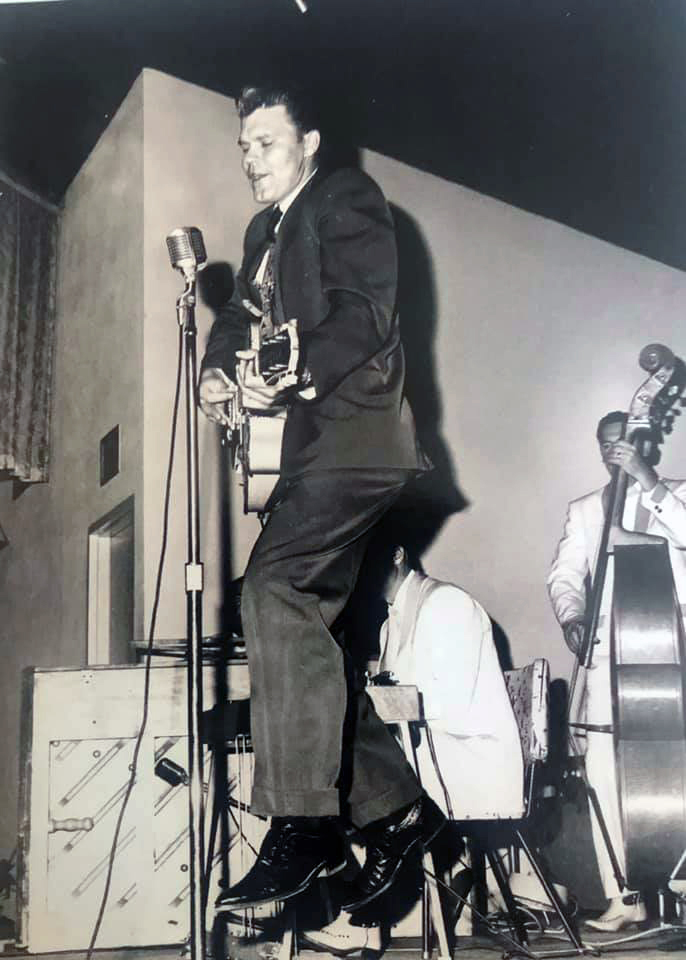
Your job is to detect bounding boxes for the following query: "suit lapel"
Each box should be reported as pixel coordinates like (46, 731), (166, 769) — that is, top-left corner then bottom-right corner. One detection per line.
(272, 170), (323, 326)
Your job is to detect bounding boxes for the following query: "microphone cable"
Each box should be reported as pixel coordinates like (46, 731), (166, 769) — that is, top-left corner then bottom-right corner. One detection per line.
(85, 322), (184, 960)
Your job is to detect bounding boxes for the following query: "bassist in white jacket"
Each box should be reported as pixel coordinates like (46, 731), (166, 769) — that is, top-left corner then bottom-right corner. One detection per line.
(547, 410), (686, 932)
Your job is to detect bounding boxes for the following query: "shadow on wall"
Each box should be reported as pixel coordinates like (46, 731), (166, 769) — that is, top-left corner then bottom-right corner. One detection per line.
(198, 261), (235, 313)
(390, 203), (467, 554)
(490, 618), (514, 672)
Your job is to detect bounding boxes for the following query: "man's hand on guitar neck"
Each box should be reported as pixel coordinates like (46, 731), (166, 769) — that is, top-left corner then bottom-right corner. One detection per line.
(563, 620), (585, 658)
(198, 367), (237, 425)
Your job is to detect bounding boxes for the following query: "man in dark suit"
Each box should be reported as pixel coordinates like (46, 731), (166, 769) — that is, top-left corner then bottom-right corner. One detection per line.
(199, 85), (444, 914)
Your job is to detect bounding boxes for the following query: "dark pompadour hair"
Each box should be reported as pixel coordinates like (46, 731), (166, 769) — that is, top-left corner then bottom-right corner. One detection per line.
(235, 84), (321, 140)
(596, 410), (628, 441)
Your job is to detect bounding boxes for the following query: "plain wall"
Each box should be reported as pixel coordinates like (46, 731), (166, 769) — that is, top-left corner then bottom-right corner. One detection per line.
(363, 150), (686, 678)
(141, 69), (260, 644)
(57, 76), (146, 650)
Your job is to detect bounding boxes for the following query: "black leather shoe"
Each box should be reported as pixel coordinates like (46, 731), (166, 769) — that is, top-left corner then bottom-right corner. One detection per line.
(215, 817), (347, 911)
(341, 794), (446, 912)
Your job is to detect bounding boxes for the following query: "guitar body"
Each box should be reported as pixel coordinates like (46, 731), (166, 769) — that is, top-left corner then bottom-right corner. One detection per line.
(238, 410), (287, 513)
(225, 318), (299, 514)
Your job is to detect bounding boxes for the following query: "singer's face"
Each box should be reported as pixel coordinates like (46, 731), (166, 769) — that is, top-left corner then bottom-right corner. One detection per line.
(238, 105), (319, 205)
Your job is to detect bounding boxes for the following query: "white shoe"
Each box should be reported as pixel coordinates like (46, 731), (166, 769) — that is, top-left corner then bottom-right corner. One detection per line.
(300, 918), (381, 955)
(584, 893), (647, 933)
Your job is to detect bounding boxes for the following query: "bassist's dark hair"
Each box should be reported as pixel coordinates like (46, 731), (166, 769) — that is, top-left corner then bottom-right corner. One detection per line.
(596, 410), (627, 441)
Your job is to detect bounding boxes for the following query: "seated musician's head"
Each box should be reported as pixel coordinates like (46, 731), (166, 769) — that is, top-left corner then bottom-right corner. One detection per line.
(235, 84), (321, 206)
(596, 409), (660, 471)
(363, 520), (424, 605)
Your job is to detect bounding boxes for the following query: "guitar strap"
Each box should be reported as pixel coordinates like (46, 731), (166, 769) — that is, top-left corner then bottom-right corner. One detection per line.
(258, 251), (275, 337)
(257, 206), (283, 338)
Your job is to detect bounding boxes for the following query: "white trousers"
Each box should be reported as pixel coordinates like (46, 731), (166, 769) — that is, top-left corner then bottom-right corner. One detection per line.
(583, 653), (626, 900)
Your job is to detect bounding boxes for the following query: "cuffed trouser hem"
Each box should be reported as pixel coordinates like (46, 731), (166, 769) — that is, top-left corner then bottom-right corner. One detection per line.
(251, 785), (342, 819)
(351, 780), (422, 829)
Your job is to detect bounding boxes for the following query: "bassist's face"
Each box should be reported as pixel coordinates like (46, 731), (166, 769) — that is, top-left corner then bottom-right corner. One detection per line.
(598, 421), (623, 474)
(598, 421), (658, 474)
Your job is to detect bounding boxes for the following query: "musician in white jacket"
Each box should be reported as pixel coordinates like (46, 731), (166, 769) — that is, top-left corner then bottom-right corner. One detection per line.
(375, 544), (524, 822)
(547, 410), (686, 932)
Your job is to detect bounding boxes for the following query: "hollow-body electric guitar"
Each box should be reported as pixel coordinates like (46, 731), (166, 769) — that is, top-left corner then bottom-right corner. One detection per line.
(223, 317), (300, 514)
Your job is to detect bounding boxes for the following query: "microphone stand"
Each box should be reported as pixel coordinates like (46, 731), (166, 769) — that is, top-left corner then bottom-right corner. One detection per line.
(176, 273), (207, 960)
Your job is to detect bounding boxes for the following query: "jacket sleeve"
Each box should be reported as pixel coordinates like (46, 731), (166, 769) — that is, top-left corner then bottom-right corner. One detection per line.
(547, 500), (590, 628)
(299, 172), (398, 401)
(200, 284), (251, 378)
(200, 214), (267, 377)
(641, 479), (686, 548)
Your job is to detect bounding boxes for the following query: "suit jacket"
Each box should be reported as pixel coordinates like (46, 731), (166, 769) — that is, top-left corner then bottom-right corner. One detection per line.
(378, 571), (524, 819)
(547, 479), (686, 634)
(202, 166), (427, 479)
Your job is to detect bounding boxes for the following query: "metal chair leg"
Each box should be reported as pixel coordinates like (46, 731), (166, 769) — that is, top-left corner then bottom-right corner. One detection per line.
(485, 848), (529, 946)
(515, 827), (582, 951)
(424, 848), (452, 960)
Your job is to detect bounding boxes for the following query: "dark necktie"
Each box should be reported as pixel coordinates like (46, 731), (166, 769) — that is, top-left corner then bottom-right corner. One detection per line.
(259, 205), (282, 338)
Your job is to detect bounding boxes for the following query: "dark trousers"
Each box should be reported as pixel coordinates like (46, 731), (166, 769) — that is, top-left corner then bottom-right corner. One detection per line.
(241, 468), (422, 827)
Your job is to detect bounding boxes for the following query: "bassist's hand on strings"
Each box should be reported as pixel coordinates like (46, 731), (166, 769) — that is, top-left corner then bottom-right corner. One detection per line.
(601, 438), (658, 491)
(198, 367), (237, 425)
(563, 620), (585, 658)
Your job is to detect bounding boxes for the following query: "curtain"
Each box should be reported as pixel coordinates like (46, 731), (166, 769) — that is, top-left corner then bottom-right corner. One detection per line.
(0, 181), (59, 482)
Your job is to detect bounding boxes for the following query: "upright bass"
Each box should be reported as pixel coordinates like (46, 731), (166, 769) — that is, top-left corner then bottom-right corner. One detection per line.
(568, 343), (686, 892)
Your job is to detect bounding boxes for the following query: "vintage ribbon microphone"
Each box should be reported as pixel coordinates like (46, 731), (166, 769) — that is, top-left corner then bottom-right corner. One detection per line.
(166, 226), (208, 960)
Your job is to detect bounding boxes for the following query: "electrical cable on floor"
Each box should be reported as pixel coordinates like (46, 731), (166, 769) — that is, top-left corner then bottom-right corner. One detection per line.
(85, 324), (184, 960)
(423, 863), (541, 960)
